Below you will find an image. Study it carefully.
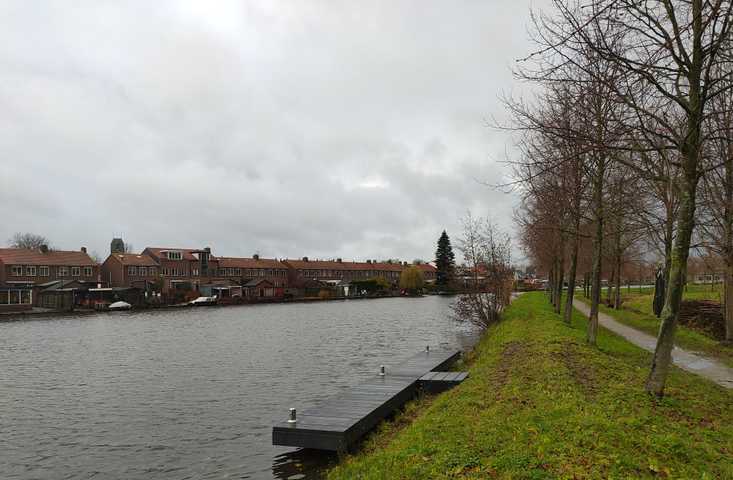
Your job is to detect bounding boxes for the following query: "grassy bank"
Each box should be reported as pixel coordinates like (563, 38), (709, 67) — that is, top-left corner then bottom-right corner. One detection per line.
(578, 285), (733, 368)
(327, 292), (732, 479)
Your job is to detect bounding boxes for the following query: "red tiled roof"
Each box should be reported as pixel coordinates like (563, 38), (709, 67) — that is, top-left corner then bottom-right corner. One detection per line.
(283, 259), (405, 272)
(415, 263), (437, 272)
(217, 257), (285, 269)
(0, 248), (97, 266)
(143, 247), (217, 261)
(109, 253), (158, 266)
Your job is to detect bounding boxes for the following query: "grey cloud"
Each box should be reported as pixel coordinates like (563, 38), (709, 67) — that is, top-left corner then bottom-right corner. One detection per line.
(0, 0), (548, 262)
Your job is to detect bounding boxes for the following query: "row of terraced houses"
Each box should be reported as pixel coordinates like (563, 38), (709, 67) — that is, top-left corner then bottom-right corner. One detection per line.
(0, 238), (436, 312)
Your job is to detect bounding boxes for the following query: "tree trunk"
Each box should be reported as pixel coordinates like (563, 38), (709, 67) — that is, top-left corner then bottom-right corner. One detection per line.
(614, 249), (622, 309)
(606, 267), (614, 306)
(645, 182), (696, 396)
(645, 29), (702, 394)
(587, 159), (604, 346)
(564, 229), (580, 324)
(724, 118), (732, 341)
(653, 193), (675, 317)
(548, 263), (555, 303)
(726, 262), (733, 342)
(555, 246), (565, 315)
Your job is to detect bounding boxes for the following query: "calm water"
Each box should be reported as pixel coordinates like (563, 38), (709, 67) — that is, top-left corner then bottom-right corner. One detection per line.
(0, 296), (478, 480)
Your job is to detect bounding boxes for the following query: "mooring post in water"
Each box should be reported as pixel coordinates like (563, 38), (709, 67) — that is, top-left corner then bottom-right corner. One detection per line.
(426, 345), (430, 353)
(288, 408), (297, 424)
(379, 365), (385, 376)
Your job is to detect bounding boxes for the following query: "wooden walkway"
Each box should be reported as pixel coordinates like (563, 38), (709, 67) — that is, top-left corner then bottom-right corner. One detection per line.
(272, 348), (462, 452)
(419, 371), (469, 394)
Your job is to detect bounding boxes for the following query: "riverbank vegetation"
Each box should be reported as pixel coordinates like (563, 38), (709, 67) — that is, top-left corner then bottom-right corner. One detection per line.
(327, 293), (732, 479)
(399, 266), (425, 295)
(451, 213), (514, 329)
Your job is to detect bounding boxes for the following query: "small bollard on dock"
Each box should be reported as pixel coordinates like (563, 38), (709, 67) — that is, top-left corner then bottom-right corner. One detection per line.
(287, 408), (297, 423)
(379, 365), (385, 376)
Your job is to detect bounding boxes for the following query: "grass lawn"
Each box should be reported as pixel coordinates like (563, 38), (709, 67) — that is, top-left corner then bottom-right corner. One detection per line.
(327, 292), (732, 479)
(577, 285), (733, 368)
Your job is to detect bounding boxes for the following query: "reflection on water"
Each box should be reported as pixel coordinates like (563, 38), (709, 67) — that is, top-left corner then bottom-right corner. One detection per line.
(0, 296), (478, 479)
(272, 449), (338, 479)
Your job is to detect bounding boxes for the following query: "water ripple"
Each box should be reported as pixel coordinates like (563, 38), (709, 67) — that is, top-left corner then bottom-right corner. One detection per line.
(0, 296), (478, 479)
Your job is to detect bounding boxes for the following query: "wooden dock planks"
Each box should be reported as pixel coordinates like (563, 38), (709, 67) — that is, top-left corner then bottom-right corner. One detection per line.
(272, 348), (461, 452)
(418, 371), (469, 394)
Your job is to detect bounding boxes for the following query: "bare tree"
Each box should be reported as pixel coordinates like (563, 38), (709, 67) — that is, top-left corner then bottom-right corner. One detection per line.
(8, 232), (51, 250)
(452, 213), (513, 329)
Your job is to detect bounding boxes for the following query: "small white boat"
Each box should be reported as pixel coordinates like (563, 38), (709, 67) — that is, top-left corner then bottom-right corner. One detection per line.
(109, 301), (132, 311)
(189, 296), (218, 306)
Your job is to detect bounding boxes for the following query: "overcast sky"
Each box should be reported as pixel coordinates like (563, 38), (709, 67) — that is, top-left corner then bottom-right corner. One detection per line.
(0, 1), (546, 263)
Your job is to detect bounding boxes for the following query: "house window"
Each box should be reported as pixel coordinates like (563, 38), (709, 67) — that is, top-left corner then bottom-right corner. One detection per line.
(39, 266), (49, 276)
(128, 266), (137, 276)
(71, 267), (81, 277)
(139, 267), (147, 276)
(167, 251), (182, 260)
(11, 265), (23, 276)
(84, 266), (93, 277)
(192, 268), (199, 276)
(149, 267), (156, 276)
(26, 266), (36, 276)
(57, 266), (68, 277)
(1, 289), (31, 305)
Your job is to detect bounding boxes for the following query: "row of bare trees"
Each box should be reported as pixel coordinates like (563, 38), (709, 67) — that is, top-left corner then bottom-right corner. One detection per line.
(508, 0), (732, 396)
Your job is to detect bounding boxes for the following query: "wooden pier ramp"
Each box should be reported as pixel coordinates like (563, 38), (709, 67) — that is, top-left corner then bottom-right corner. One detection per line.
(272, 348), (465, 452)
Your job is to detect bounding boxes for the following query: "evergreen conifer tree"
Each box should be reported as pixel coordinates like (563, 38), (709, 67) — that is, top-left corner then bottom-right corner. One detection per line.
(435, 230), (455, 287)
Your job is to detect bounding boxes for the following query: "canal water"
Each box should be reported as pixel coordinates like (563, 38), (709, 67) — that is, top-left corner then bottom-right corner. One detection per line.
(0, 296), (479, 479)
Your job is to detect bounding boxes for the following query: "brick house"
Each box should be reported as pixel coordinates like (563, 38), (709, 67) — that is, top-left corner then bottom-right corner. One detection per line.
(100, 252), (160, 288)
(0, 246), (99, 310)
(216, 254), (288, 293)
(142, 247), (220, 298)
(283, 258), (406, 287)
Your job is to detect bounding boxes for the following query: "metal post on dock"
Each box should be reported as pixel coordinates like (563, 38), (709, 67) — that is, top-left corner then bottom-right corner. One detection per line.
(287, 408), (297, 423)
(379, 365), (385, 376)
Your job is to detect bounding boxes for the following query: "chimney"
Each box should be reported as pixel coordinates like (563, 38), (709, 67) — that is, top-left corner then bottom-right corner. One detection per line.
(337, 258), (342, 263)
(366, 259), (371, 264)
(204, 247), (211, 253)
(40, 244), (49, 254)
(81, 247), (87, 253)
(302, 256), (309, 262)
(253, 254), (260, 260)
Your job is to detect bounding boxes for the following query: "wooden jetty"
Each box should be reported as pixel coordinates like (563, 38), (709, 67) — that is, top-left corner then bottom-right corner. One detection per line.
(419, 371), (470, 394)
(272, 348), (467, 452)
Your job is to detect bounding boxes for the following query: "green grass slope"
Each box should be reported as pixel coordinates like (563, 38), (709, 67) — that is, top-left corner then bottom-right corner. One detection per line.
(327, 292), (732, 479)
